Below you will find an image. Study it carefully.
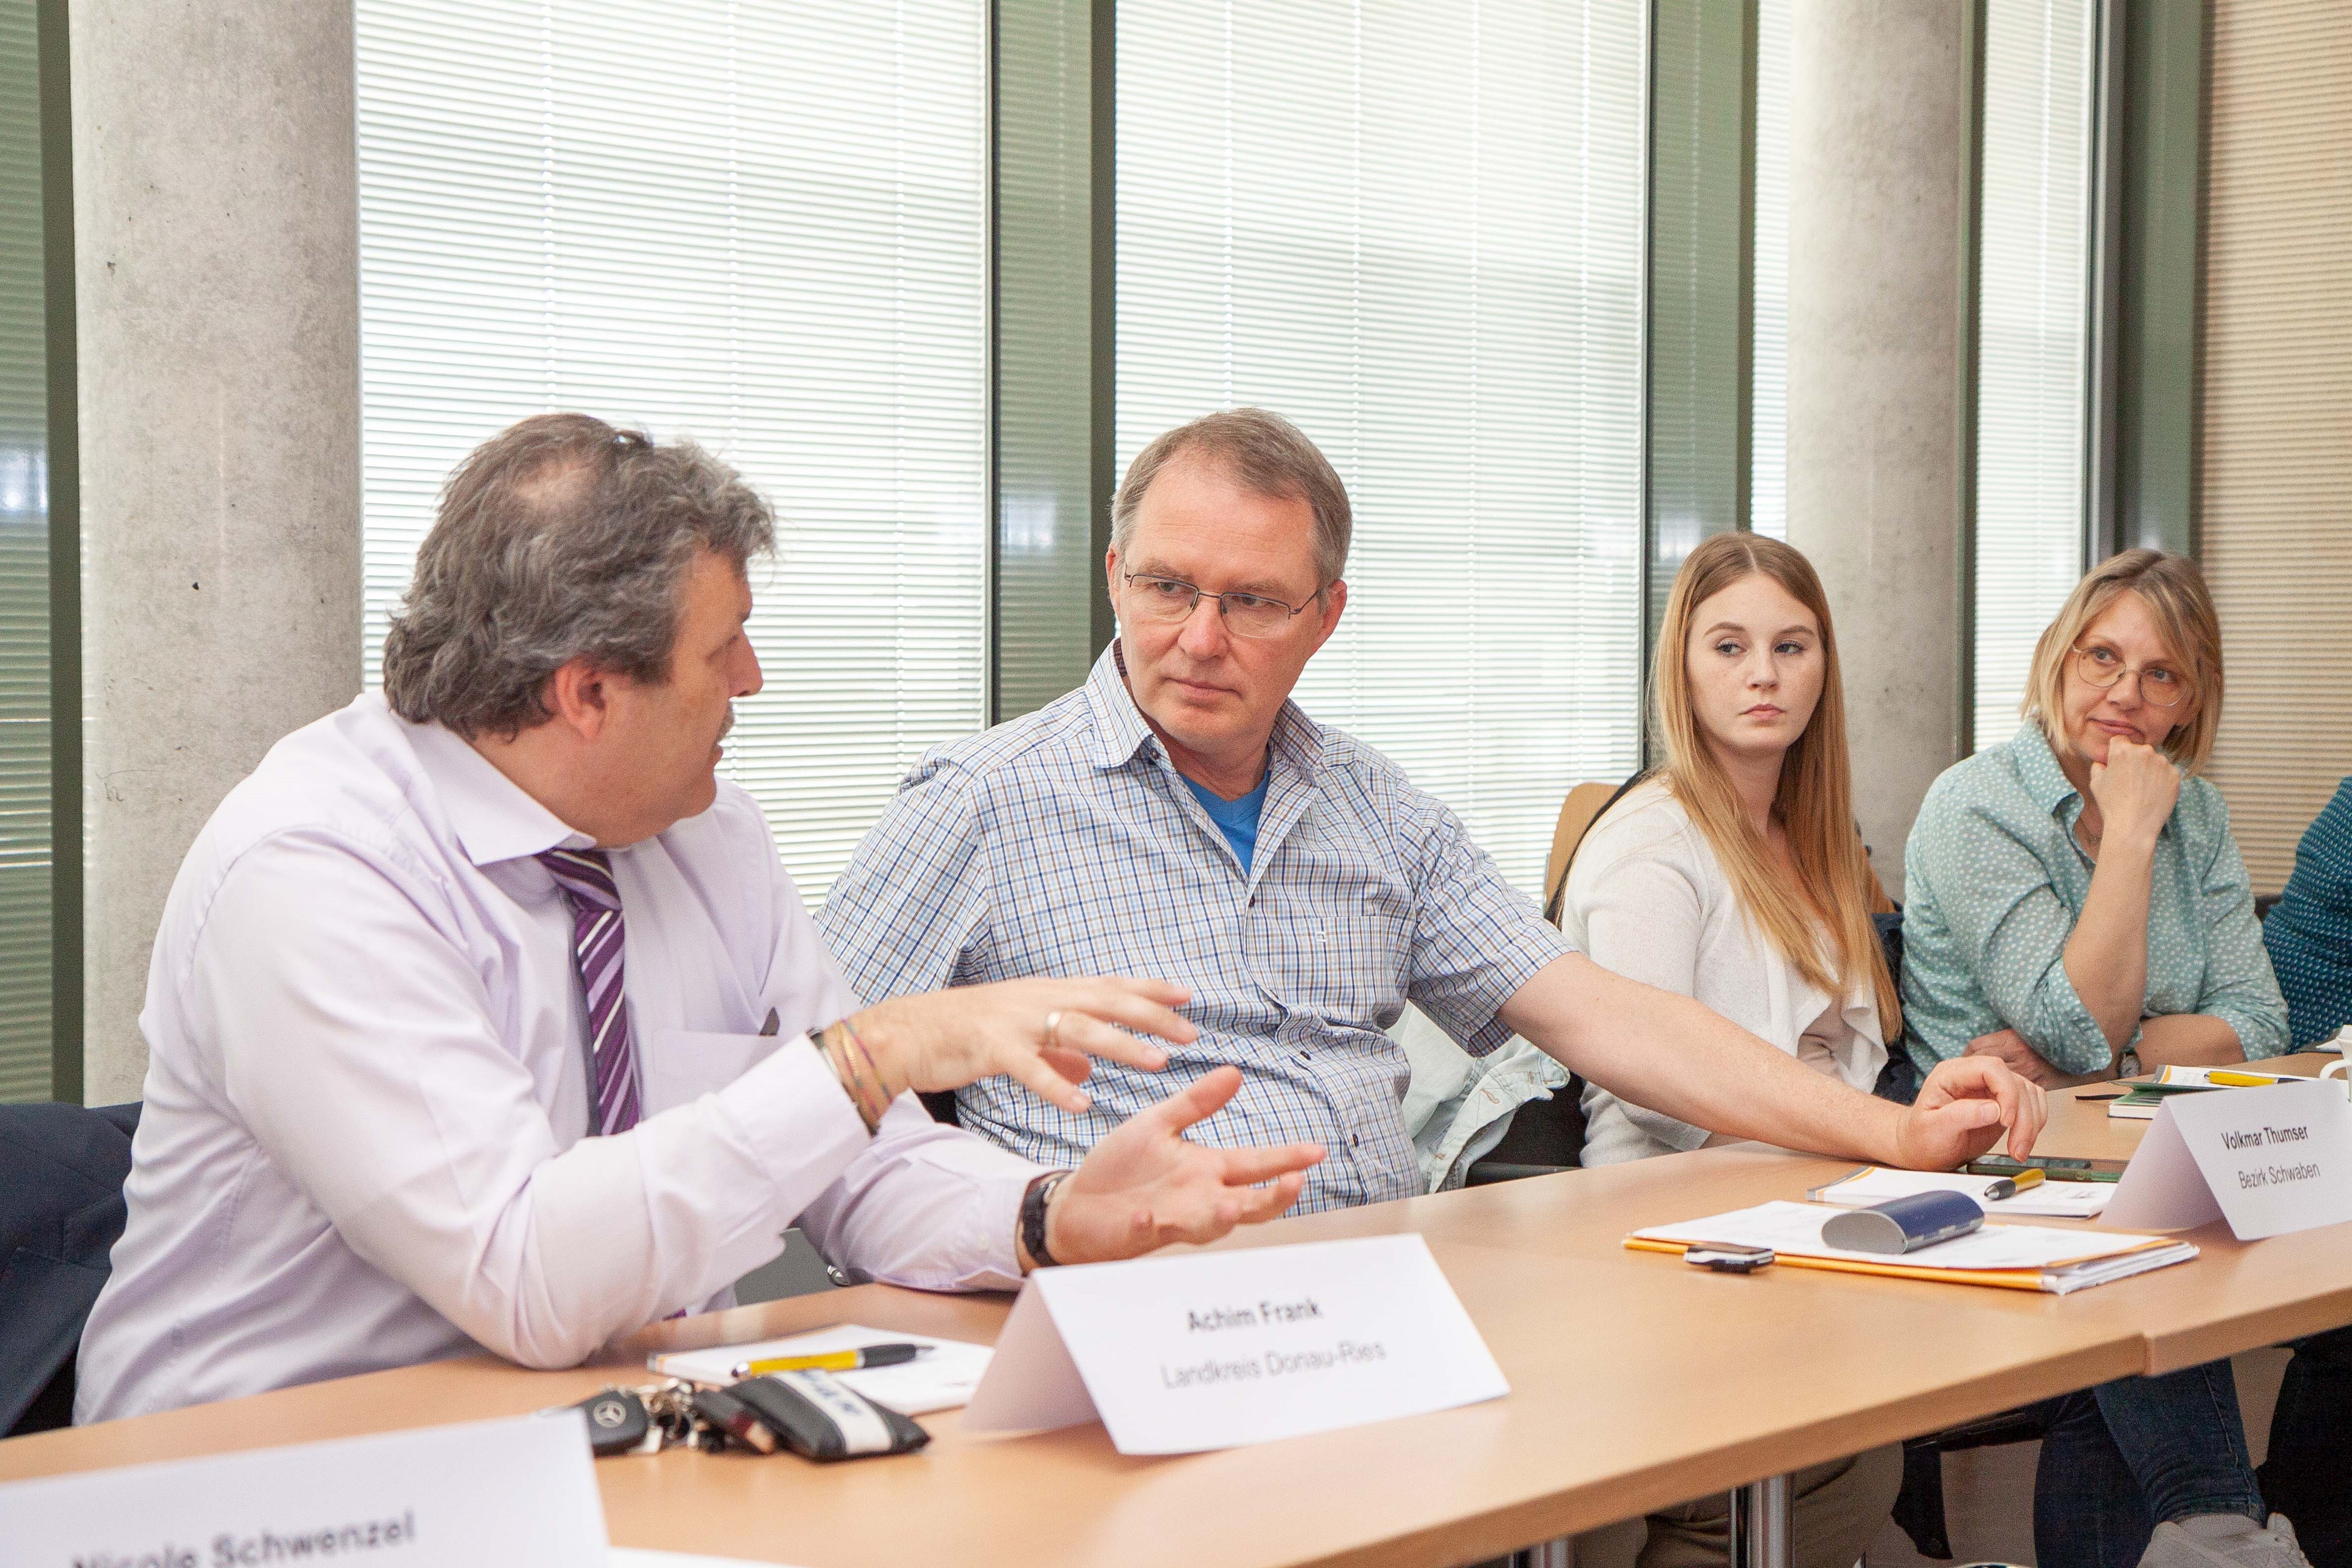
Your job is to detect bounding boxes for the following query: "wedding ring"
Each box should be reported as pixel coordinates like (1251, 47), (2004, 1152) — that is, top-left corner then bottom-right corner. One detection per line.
(1044, 1010), (1063, 1051)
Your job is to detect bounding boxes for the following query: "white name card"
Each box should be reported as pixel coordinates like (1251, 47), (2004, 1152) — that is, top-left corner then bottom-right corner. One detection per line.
(962, 1233), (1507, 1455)
(2105, 1077), (2352, 1240)
(0, 1409), (608, 1568)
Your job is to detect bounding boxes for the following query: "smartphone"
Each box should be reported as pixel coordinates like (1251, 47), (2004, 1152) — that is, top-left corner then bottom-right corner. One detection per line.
(1963, 1153), (2127, 1184)
(1684, 1242), (1775, 1273)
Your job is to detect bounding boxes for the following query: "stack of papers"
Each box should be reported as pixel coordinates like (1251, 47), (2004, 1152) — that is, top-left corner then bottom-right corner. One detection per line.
(647, 1325), (993, 1415)
(1809, 1166), (2113, 1218)
(2110, 1064), (2317, 1119)
(1627, 1200), (2197, 1294)
(2153, 1064), (2312, 1086)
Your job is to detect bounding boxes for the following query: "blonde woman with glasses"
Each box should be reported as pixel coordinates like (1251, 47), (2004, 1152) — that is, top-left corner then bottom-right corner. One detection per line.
(1903, 547), (2287, 1087)
(1902, 549), (2307, 1568)
(1562, 532), (1902, 1568)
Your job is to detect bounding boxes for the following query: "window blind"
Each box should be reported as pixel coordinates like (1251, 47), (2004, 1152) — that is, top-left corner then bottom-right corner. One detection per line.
(1750, 0), (1789, 540)
(1972, 0), (2092, 753)
(0, 0), (48, 1102)
(355, 0), (988, 903)
(1115, 0), (1646, 896)
(2199, 0), (2352, 892)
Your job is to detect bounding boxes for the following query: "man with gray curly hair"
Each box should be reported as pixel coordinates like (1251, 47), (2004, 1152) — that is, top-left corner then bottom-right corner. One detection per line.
(78, 412), (1322, 1422)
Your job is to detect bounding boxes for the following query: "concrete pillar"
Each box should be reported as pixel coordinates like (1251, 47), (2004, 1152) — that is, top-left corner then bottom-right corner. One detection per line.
(73, 2), (363, 1101)
(1785, 0), (1971, 895)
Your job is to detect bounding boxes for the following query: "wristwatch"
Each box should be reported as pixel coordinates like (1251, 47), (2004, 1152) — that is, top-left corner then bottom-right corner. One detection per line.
(1020, 1169), (1073, 1269)
(2117, 1045), (2142, 1078)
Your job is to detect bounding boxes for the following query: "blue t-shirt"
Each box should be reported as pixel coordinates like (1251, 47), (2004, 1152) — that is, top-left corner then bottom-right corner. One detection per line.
(1181, 773), (1269, 875)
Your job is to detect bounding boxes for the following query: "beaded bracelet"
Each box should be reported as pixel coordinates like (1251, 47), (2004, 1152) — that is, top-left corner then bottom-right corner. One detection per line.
(816, 1020), (892, 1132)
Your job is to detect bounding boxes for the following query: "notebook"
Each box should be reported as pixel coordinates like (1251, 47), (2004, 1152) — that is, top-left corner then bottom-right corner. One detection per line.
(1808, 1165), (2113, 1218)
(1626, 1199), (2197, 1294)
(2109, 1064), (2316, 1119)
(646, 1325), (993, 1416)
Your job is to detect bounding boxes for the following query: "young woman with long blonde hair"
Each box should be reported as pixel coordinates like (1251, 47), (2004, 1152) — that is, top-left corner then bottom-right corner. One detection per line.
(1567, 531), (1898, 1168)
(1561, 533), (1901, 1568)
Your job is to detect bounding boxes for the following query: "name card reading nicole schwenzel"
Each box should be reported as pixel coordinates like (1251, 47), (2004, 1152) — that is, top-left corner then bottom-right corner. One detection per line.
(961, 1232), (1507, 1455)
(0, 1408), (609, 1568)
(2105, 1077), (2352, 1241)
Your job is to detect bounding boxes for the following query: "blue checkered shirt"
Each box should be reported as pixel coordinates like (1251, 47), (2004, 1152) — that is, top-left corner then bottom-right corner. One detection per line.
(817, 645), (1575, 1213)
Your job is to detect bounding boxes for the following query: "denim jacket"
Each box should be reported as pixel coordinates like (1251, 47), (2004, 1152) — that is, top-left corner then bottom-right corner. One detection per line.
(1392, 1006), (1572, 1192)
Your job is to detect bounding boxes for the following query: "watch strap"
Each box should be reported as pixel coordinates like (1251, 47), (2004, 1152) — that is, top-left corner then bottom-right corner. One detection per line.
(1020, 1169), (1073, 1269)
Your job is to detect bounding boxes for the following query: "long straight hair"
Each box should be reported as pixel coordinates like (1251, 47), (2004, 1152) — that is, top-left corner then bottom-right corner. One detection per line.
(1650, 533), (1901, 1029)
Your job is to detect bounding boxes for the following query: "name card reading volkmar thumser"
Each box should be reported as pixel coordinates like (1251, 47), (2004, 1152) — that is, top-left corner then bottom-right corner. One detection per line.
(0, 1409), (608, 1568)
(2106, 1077), (2352, 1241)
(963, 1233), (1507, 1455)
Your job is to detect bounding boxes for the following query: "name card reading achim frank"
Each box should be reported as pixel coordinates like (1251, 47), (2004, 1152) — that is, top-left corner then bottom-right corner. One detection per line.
(962, 1233), (1506, 1454)
(1167, 1295), (1390, 1388)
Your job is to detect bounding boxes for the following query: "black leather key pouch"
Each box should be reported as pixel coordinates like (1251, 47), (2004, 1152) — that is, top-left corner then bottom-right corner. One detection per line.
(726, 1370), (930, 1461)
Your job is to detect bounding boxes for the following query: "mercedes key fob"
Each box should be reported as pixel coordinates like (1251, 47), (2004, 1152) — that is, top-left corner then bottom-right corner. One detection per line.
(574, 1387), (658, 1456)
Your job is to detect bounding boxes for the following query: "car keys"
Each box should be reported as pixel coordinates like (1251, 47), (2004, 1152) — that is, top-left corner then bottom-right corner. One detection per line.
(572, 1387), (659, 1457)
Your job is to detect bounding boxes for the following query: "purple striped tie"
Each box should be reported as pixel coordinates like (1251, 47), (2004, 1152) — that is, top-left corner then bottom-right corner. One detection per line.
(537, 846), (641, 1136)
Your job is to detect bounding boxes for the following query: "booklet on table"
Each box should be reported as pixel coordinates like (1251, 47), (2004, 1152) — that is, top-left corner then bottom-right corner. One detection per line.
(647, 1324), (992, 1415)
(1627, 1199), (2196, 1294)
(1808, 1165), (2113, 1218)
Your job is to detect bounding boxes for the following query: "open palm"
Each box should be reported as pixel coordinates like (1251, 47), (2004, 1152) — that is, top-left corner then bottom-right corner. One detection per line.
(1045, 1066), (1325, 1265)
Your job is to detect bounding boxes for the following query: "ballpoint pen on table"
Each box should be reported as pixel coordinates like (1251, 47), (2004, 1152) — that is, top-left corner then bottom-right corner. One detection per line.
(736, 1344), (931, 1377)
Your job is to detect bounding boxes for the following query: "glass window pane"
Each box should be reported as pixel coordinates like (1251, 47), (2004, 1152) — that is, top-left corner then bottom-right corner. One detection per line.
(355, 1), (988, 902)
(0, 0), (49, 1103)
(1974, 0), (2093, 752)
(1115, 0), (1646, 894)
(1751, 0), (1790, 540)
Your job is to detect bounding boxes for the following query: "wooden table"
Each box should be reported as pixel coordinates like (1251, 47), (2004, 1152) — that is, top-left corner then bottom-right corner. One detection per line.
(6, 1059), (2348, 1568)
(2024, 1052), (2352, 1372)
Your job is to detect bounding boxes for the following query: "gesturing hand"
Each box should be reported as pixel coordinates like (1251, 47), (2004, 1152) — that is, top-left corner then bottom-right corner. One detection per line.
(850, 976), (1198, 1114)
(1890, 1054), (2047, 1169)
(1036, 1066), (1325, 1267)
(2088, 739), (2180, 847)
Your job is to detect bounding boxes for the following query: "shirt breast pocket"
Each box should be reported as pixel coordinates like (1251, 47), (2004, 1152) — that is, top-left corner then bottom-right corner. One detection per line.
(639, 1029), (779, 1119)
(1251, 898), (1414, 1028)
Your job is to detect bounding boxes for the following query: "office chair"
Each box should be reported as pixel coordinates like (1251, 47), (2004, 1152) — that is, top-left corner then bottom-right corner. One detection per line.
(1464, 776), (1642, 1186)
(1, 1101), (141, 1435)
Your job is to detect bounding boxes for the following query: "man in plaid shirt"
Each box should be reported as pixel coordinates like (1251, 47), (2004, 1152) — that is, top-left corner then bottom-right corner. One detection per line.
(820, 408), (2044, 1218)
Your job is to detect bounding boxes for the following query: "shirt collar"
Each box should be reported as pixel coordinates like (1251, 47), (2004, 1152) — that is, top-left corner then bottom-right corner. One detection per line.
(1082, 642), (1160, 768)
(402, 714), (597, 868)
(2011, 721), (2079, 818)
(2011, 719), (2173, 839)
(1081, 641), (1327, 785)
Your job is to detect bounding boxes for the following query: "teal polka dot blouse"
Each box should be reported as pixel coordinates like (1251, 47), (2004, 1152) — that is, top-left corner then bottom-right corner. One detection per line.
(1900, 723), (2289, 1075)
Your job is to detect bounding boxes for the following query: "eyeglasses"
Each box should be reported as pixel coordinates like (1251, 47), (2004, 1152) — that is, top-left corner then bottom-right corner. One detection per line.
(1120, 572), (1322, 640)
(2071, 643), (2191, 708)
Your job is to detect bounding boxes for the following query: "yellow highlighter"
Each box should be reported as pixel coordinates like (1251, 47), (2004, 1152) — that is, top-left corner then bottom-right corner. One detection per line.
(734, 1343), (927, 1377)
(1979, 1167), (2045, 1199)
(2207, 1070), (2289, 1088)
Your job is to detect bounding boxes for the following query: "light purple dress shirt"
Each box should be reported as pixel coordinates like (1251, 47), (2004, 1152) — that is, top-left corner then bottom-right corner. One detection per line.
(78, 694), (1037, 1422)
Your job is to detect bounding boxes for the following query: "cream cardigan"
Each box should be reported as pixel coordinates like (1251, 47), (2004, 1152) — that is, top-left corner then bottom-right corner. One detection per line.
(1561, 780), (1886, 1167)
